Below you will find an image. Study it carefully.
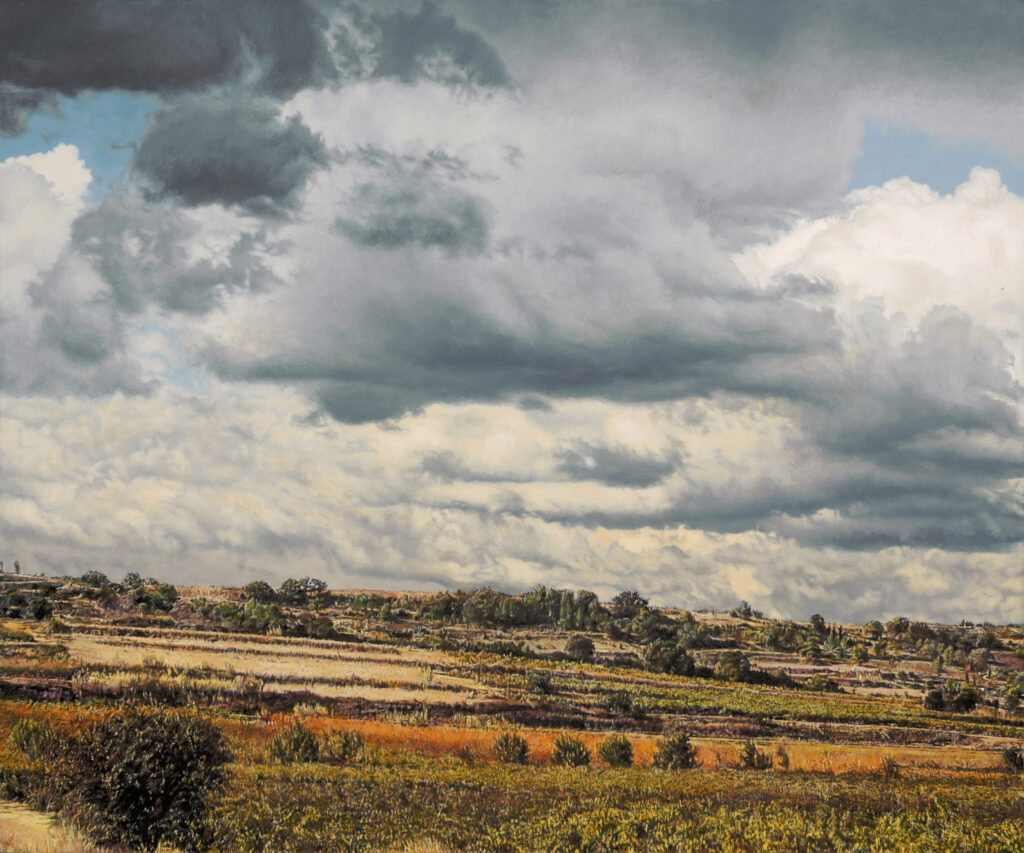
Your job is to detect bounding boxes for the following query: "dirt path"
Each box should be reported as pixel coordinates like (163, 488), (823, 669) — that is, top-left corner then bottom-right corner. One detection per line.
(0, 801), (101, 852)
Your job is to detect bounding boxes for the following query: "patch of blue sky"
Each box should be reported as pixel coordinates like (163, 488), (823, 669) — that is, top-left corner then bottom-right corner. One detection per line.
(132, 319), (210, 395)
(851, 120), (1024, 196)
(0, 91), (158, 199)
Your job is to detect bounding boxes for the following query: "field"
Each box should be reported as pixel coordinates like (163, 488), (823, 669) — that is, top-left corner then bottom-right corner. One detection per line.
(0, 573), (1020, 851)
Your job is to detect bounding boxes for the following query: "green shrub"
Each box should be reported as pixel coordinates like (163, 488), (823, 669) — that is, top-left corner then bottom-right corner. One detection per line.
(492, 732), (530, 765)
(1001, 745), (1023, 774)
(738, 740), (772, 770)
(60, 708), (229, 852)
(8, 718), (64, 762)
(597, 734), (633, 768)
(322, 730), (364, 765)
(605, 690), (638, 716)
(269, 724), (320, 764)
(565, 634), (595, 662)
(551, 734), (591, 767)
(528, 671), (555, 695)
(652, 731), (697, 770)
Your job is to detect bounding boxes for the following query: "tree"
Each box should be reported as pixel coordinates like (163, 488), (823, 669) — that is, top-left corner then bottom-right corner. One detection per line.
(565, 634), (595, 662)
(652, 731), (697, 770)
(738, 740), (772, 770)
(244, 580), (276, 603)
(885, 616), (910, 639)
(809, 614), (827, 636)
(713, 651), (751, 683)
(642, 642), (694, 676)
(610, 590), (648, 619)
(60, 708), (229, 852)
(864, 620), (883, 640)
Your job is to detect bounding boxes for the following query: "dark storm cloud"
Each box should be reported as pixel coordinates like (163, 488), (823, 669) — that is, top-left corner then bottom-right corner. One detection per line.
(0, 85), (59, 137)
(556, 442), (678, 488)
(0, 0), (336, 99)
(132, 100), (328, 216)
(208, 282), (835, 422)
(372, 1), (511, 87)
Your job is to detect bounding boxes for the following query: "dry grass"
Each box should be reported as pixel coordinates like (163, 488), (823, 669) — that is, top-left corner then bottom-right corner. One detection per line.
(65, 635), (484, 704)
(273, 717), (1005, 775)
(0, 802), (134, 853)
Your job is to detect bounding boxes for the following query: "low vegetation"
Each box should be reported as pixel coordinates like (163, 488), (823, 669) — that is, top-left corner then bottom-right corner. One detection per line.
(0, 570), (1020, 850)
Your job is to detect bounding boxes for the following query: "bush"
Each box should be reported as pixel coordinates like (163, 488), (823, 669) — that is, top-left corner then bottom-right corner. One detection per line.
(492, 732), (529, 765)
(597, 734), (633, 768)
(805, 673), (840, 692)
(528, 671), (555, 695)
(880, 756), (900, 779)
(738, 740), (772, 770)
(551, 734), (591, 767)
(565, 634), (595, 662)
(1001, 745), (1023, 774)
(59, 708), (229, 852)
(652, 731), (697, 770)
(714, 651), (752, 682)
(775, 744), (790, 770)
(605, 690), (636, 717)
(8, 719), (64, 763)
(322, 730), (364, 765)
(269, 724), (320, 764)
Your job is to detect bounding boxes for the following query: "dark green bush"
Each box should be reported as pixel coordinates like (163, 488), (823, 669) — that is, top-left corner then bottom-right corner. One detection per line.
(738, 740), (772, 770)
(565, 635), (595, 662)
(652, 731), (697, 770)
(269, 724), (320, 764)
(322, 730), (364, 765)
(1002, 745), (1023, 774)
(551, 734), (591, 767)
(597, 734), (633, 768)
(528, 670), (555, 695)
(492, 732), (530, 765)
(59, 708), (229, 852)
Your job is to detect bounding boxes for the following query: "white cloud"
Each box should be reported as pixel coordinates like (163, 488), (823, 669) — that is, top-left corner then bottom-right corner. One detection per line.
(735, 168), (1024, 364)
(1, 386), (1020, 623)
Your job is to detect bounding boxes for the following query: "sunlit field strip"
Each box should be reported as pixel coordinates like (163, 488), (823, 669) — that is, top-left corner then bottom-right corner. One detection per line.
(275, 716), (1005, 774)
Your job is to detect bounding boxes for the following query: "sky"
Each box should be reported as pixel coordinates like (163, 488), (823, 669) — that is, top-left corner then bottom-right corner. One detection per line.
(0, 0), (1021, 624)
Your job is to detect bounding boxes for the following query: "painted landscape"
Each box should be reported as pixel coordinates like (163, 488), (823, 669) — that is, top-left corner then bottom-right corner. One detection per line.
(0, 570), (1020, 851)
(2, 1), (1023, 851)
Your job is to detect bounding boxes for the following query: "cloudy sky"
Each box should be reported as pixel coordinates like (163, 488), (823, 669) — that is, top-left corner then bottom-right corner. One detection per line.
(1, 0), (1021, 623)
